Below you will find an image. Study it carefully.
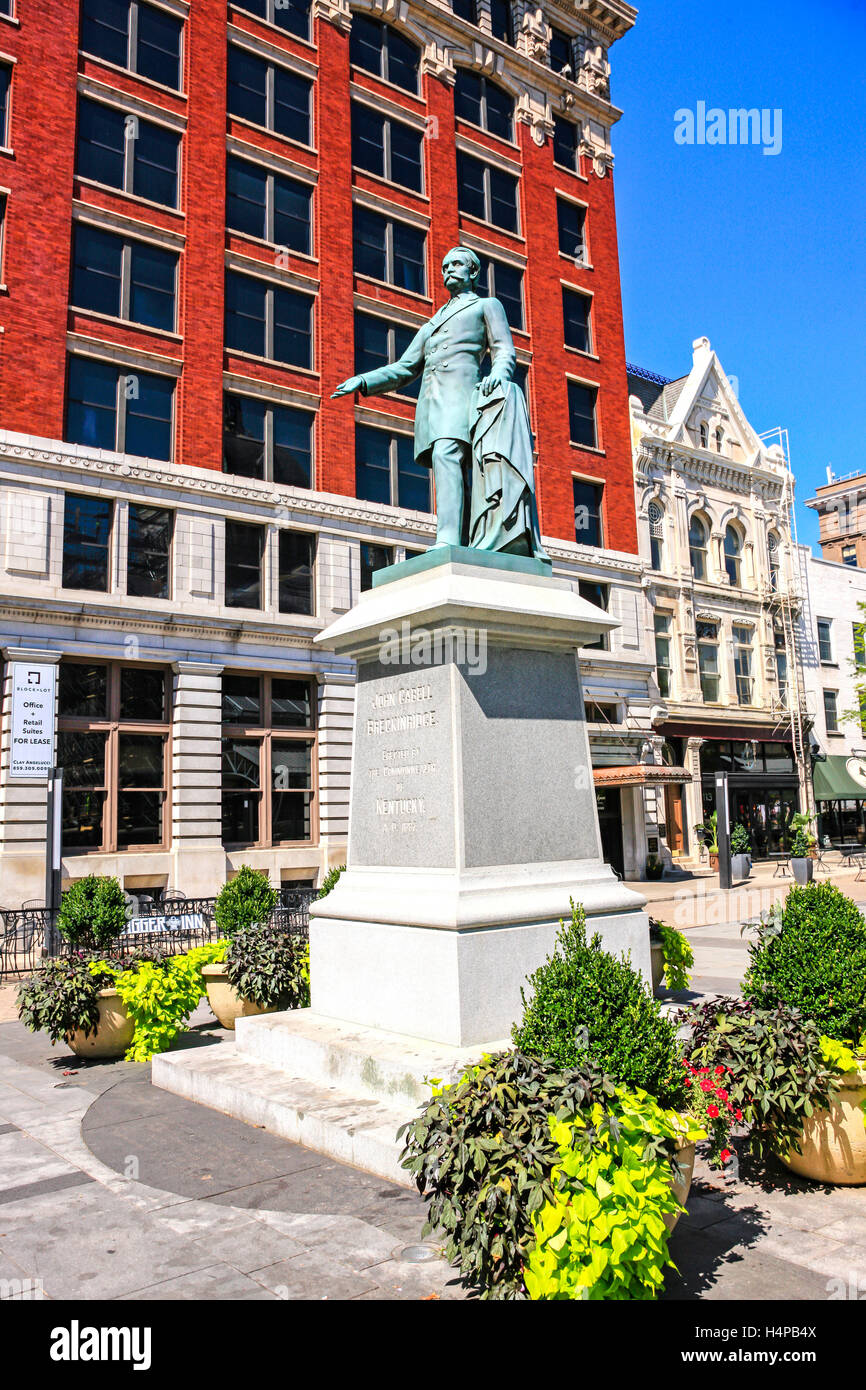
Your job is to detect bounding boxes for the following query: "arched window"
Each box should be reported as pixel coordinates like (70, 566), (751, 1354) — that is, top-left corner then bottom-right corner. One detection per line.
(724, 523), (743, 587)
(454, 69), (513, 141)
(715, 427), (724, 453)
(648, 499), (664, 571)
(350, 14), (419, 95)
(767, 530), (781, 591)
(699, 421), (708, 448)
(689, 514), (708, 580)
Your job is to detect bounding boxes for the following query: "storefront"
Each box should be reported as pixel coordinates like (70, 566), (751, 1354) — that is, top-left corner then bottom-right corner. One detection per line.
(813, 756), (866, 845)
(594, 763), (690, 878)
(699, 738), (801, 857)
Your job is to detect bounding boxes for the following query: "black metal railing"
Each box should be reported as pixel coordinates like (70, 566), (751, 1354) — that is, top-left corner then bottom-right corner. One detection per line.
(0, 888), (317, 981)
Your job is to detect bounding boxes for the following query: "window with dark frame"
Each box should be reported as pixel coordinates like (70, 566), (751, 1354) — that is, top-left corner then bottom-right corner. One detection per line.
(689, 514), (708, 579)
(654, 613), (673, 697)
(567, 380), (598, 449)
(232, 0), (311, 41)
(76, 97), (180, 207)
(476, 255), (523, 331)
(732, 625), (754, 705)
(724, 524), (743, 587)
(354, 313), (420, 399)
(572, 476), (603, 547)
(489, 0), (513, 45)
(349, 14), (419, 95)
(456, 151), (519, 232)
(355, 424), (430, 513)
(227, 45), (312, 145)
(127, 503), (173, 599)
(817, 618), (833, 663)
(63, 493), (113, 592)
(226, 155), (312, 254)
(278, 529), (315, 615)
(66, 356), (175, 461)
(0, 193), (6, 279)
(577, 579), (608, 650)
(553, 116), (579, 171)
(224, 270), (314, 367)
(454, 69), (513, 142)
(225, 520), (264, 609)
(823, 689), (839, 733)
(562, 286), (591, 353)
(697, 620), (720, 702)
(360, 542), (393, 591)
(351, 102), (423, 192)
(80, 0), (183, 90)
(221, 672), (315, 847)
(223, 392), (314, 486)
(557, 197), (586, 262)
(0, 63), (9, 146)
(353, 206), (426, 295)
(451, 0), (477, 23)
(71, 223), (178, 332)
(58, 660), (169, 853)
(549, 26), (573, 74)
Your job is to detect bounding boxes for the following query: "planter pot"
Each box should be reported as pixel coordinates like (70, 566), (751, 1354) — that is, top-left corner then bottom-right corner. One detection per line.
(203, 962), (278, 1030)
(790, 857), (814, 886)
(708, 852), (719, 871)
(781, 1065), (866, 1186)
(66, 987), (134, 1059)
(665, 1141), (696, 1233)
(731, 853), (751, 880)
(650, 940), (665, 998)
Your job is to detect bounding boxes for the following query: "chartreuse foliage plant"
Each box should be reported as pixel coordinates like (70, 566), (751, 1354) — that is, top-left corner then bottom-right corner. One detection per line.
(513, 902), (686, 1109)
(654, 921), (694, 993)
(214, 866), (278, 938)
(57, 874), (127, 950)
(524, 1091), (703, 1301)
(91, 943), (224, 1062)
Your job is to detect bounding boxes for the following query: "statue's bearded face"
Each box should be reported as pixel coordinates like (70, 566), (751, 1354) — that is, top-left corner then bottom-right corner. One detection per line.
(442, 252), (476, 294)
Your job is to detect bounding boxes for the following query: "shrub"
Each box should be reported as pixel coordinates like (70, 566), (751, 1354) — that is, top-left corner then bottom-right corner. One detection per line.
(225, 923), (310, 1010)
(57, 875), (127, 950)
(513, 903), (686, 1109)
(96, 944), (220, 1062)
(685, 996), (840, 1160)
(214, 866), (278, 939)
(743, 884), (866, 1043)
(17, 956), (104, 1043)
(316, 864), (345, 899)
(730, 823), (751, 855)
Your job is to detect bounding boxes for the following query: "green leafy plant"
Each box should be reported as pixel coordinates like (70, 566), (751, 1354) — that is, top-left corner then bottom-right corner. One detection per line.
(17, 956), (105, 1043)
(57, 875), (127, 951)
(743, 883), (866, 1043)
(685, 996), (840, 1160)
(525, 1090), (702, 1301)
(94, 943), (221, 1062)
(225, 923), (310, 1009)
(789, 811), (817, 851)
(651, 921), (694, 993)
(316, 864), (345, 899)
(698, 811), (719, 854)
(730, 822), (752, 855)
(513, 903), (686, 1109)
(214, 866), (278, 939)
(645, 854), (664, 880)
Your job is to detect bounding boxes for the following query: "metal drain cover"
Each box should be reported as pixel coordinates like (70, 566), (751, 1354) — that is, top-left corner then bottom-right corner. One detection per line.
(398, 1244), (438, 1264)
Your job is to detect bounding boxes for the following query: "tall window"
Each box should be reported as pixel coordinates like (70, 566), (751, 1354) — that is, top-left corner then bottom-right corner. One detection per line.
(476, 256), (523, 331)
(454, 70), (513, 141)
(355, 425), (430, 512)
(63, 493), (113, 591)
(71, 224), (178, 332)
(724, 524), (743, 587)
(233, 0), (311, 41)
(457, 152), (518, 233)
(843, 544), (857, 567)
(648, 500), (664, 570)
(351, 103), (423, 192)
(127, 504), (173, 599)
(353, 206), (426, 295)
(222, 673), (315, 846)
(549, 27), (573, 73)
(58, 661), (169, 852)
(66, 356), (175, 461)
(224, 271), (313, 367)
(354, 313), (420, 399)
(654, 613), (673, 697)
(76, 97), (181, 208)
(774, 627), (788, 701)
(451, 0), (478, 21)
(80, 0), (183, 90)
(0, 63), (10, 146)
(349, 15), (419, 95)
(553, 116), (579, 172)
(699, 421), (708, 448)
(223, 393), (313, 486)
(227, 46), (311, 145)
(715, 427), (724, 453)
(562, 287), (591, 353)
(225, 521), (264, 609)
(226, 156), (312, 254)
(733, 625), (753, 705)
(697, 620), (720, 702)
(361, 542), (393, 591)
(689, 514), (708, 580)
(817, 618), (833, 663)
(767, 530), (781, 590)
(489, 0), (513, 45)
(577, 579), (608, 650)
(823, 689), (839, 733)
(567, 381), (598, 449)
(279, 530), (315, 615)
(557, 198), (586, 263)
(573, 477), (603, 547)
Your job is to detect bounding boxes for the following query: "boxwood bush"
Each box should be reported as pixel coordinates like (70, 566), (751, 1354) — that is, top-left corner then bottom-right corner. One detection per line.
(57, 874), (127, 950)
(214, 866), (278, 939)
(743, 884), (866, 1043)
(513, 903), (686, 1109)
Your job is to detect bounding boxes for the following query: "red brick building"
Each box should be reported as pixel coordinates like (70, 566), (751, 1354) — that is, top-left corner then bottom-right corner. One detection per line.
(0, 0), (637, 552)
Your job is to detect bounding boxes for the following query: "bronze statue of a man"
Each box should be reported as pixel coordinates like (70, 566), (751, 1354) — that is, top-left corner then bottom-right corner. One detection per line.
(332, 246), (547, 561)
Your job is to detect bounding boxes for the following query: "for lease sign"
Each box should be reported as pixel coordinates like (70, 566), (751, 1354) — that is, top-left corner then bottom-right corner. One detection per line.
(10, 662), (56, 778)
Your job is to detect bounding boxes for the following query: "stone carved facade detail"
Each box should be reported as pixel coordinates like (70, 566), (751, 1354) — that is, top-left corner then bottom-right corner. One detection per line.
(578, 39), (610, 99)
(311, 0), (352, 32)
(519, 6), (551, 63)
(421, 40), (456, 84)
(516, 89), (555, 145)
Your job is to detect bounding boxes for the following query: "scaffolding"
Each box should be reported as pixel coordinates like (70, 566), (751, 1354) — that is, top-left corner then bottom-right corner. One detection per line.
(757, 426), (814, 816)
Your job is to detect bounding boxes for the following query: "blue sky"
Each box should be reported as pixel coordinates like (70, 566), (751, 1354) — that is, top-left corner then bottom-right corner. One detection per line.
(610, 0), (866, 549)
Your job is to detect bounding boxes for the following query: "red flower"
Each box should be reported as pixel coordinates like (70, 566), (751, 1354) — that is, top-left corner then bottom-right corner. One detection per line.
(707, 1103), (720, 1118)
(700, 1080), (714, 1092)
(735, 1109), (743, 1121)
(720, 1148), (733, 1163)
(714, 1066), (726, 1076)
(716, 1088), (729, 1102)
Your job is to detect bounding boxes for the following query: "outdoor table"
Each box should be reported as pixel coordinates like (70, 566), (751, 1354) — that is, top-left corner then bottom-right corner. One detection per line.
(768, 852), (790, 878)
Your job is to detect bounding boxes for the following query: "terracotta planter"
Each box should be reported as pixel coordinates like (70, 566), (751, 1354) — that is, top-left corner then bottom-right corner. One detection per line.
(66, 987), (134, 1059)
(708, 852), (719, 871)
(781, 1065), (866, 1186)
(650, 940), (665, 997)
(665, 1141), (696, 1233)
(203, 962), (277, 1030)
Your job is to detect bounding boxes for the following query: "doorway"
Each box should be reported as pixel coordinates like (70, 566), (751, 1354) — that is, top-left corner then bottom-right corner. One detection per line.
(595, 788), (624, 878)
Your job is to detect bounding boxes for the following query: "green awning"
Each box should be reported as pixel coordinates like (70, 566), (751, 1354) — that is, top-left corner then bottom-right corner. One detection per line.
(812, 755), (866, 801)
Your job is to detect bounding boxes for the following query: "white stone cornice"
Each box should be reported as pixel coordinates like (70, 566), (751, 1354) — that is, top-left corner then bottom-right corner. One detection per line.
(312, 0), (352, 32)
